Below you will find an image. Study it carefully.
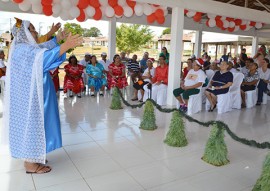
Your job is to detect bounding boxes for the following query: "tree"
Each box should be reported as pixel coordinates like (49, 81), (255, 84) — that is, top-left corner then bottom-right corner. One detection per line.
(116, 24), (153, 55)
(83, 27), (102, 37)
(162, 28), (171, 35)
(64, 23), (84, 35)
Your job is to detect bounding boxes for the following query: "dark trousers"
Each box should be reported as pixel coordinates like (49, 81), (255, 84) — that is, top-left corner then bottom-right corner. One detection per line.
(257, 79), (268, 103)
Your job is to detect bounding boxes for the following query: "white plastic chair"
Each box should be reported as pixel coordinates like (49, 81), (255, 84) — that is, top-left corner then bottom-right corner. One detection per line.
(246, 89), (257, 108)
(187, 87), (203, 115)
(205, 91), (232, 114)
(230, 73), (244, 109)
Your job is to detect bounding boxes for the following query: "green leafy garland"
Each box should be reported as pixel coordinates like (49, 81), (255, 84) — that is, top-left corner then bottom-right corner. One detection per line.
(139, 100), (157, 130)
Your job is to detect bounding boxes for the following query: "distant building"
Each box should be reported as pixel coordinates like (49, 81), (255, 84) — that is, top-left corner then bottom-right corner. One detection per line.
(0, 32), (11, 47)
(83, 37), (108, 47)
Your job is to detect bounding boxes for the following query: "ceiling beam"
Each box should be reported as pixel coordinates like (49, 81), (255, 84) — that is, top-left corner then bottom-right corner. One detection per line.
(255, 0), (270, 12)
(135, 0), (270, 23)
(227, 0), (236, 4)
(245, 0), (248, 7)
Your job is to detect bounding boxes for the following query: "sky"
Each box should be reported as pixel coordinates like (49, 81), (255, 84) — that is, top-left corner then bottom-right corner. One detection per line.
(0, 11), (166, 36)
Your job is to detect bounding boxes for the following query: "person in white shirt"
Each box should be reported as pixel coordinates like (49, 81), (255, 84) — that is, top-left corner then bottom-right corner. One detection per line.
(257, 58), (270, 105)
(99, 52), (111, 75)
(228, 60), (240, 73)
(79, 52), (91, 88)
(131, 58), (155, 102)
(241, 58), (253, 75)
(173, 58), (206, 112)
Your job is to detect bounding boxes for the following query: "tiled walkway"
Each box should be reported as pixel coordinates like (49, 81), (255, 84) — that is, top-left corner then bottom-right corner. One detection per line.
(0, 89), (269, 191)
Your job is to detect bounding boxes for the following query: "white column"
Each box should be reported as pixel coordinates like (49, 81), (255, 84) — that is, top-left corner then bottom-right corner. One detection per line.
(166, 7), (184, 106)
(194, 28), (202, 58)
(252, 36), (259, 57)
(108, 18), (116, 61)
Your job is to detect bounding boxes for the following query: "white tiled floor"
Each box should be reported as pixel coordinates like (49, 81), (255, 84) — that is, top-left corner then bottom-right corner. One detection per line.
(0, 88), (270, 191)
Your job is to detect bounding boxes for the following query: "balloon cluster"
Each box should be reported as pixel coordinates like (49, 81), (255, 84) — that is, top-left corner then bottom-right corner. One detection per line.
(7, 0), (167, 23)
(185, 9), (263, 32)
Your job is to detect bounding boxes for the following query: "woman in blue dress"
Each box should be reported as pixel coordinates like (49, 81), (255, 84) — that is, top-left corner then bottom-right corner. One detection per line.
(86, 55), (107, 97)
(4, 18), (83, 174)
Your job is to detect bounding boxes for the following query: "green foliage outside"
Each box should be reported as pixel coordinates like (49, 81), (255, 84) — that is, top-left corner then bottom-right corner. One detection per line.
(164, 111), (188, 147)
(162, 28), (171, 35)
(116, 24), (153, 56)
(64, 23), (84, 35)
(202, 123), (229, 166)
(83, 27), (102, 37)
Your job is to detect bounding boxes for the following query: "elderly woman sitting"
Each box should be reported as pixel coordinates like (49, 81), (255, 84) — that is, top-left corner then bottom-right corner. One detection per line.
(205, 61), (233, 112)
(86, 55), (107, 97)
(131, 58), (155, 102)
(241, 61), (259, 108)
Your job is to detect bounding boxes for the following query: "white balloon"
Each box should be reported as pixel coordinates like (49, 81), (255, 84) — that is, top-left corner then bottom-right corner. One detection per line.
(1, 0), (10, 2)
(85, 6), (95, 17)
(29, 0), (41, 4)
(245, 25), (252, 31)
(229, 21), (235, 28)
(32, 4), (42, 14)
(220, 16), (226, 20)
(143, 3), (153, 16)
(134, 4), (143, 16)
(241, 20), (247, 25)
(100, 6), (106, 14)
(118, 0), (126, 6)
(19, 0), (31, 12)
(223, 20), (229, 28)
(52, 4), (62, 15)
(70, 0), (79, 6)
(255, 22), (263, 29)
(123, 6), (133, 17)
(61, 1), (71, 9)
(207, 13), (216, 19)
(234, 25), (239, 32)
(70, 6), (80, 18)
(60, 11), (69, 21)
(105, 6), (114, 17)
(54, 0), (61, 3)
(208, 19), (216, 27)
(99, 0), (108, 6)
(186, 10), (195, 18)
(163, 9), (168, 16)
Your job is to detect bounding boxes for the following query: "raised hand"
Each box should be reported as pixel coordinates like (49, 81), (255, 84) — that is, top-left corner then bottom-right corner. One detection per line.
(60, 33), (83, 55)
(51, 23), (61, 34)
(56, 28), (68, 43)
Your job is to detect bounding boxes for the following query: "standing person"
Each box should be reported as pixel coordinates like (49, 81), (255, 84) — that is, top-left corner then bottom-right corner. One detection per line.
(159, 47), (170, 64)
(86, 55), (107, 96)
(256, 58), (270, 105)
(204, 56), (211, 71)
(220, 48), (228, 63)
(239, 48), (247, 67)
(139, 52), (149, 73)
(120, 51), (129, 66)
(107, 54), (128, 89)
(127, 54), (141, 84)
(4, 18), (82, 173)
(38, 22), (61, 43)
(63, 55), (85, 98)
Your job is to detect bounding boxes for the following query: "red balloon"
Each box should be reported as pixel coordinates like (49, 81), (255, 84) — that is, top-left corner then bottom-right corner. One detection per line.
(240, 25), (246, 30)
(221, 27), (226, 30)
(153, 4), (160, 7)
(147, 13), (156, 24)
(228, 27), (235, 32)
(109, 0), (118, 7)
(250, 21), (256, 26)
(43, 5), (53, 16)
(184, 9), (188, 15)
(234, 19), (242, 26)
(155, 9), (164, 18)
(126, 0), (136, 7)
(215, 15), (222, 20)
(114, 5), (124, 16)
(157, 16), (165, 24)
(76, 9), (86, 22)
(78, 0), (88, 9)
(226, 17), (234, 22)
(215, 18), (223, 28)
(41, 0), (52, 6)
(93, 8), (102, 20)
(13, 0), (23, 3)
(90, 0), (100, 8)
(193, 12), (202, 22)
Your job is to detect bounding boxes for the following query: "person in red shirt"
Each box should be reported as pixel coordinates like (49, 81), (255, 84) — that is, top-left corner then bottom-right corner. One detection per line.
(148, 55), (168, 105)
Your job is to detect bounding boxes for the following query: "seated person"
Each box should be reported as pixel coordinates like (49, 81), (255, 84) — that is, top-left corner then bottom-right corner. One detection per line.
(63, 55), (85, 98)
(228, 60), (240, 73)
(0, 49), (6, 80)
(139, 52), (149, 73)
(205, 61), (233, 112)
(107, 54), (128, 89)
(86, 55), (107, 97)
(182, 58), (193, 79)
(241, 61), (259, 108)
(241, 58), (253, 75)
(257, 58), (270, 105)
(49, 67), (60, 93)
(144, 55), (168, 105)
(127, 54), (141, 83)
(159, 47), (170, 64)
(173, 58), (206, 112)
(79, 52), (91, 88)
(131, 58), (155, 102)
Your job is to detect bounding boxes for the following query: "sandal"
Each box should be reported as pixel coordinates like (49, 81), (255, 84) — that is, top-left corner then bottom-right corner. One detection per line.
(131, 98), (138, 101)
(139, 99), (143, 102)
(26, 164), (51, 174)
